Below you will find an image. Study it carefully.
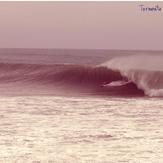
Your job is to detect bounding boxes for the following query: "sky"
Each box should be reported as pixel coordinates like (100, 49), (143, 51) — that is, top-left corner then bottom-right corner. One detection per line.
(0, 2), (163, 50)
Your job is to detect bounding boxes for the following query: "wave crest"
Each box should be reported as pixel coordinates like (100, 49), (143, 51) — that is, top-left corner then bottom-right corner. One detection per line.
(102, 55), (163, 97)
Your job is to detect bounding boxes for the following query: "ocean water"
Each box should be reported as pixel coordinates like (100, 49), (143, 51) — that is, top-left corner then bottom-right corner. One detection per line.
(0, 49), (163, 163)
(0, 96), (163, 163)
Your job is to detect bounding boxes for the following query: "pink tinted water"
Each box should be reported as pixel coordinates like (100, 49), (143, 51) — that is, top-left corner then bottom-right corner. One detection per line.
(0, 96), (163, 163)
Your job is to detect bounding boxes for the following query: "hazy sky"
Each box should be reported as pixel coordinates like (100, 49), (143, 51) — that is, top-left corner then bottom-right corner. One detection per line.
(0, 2), (163, 50)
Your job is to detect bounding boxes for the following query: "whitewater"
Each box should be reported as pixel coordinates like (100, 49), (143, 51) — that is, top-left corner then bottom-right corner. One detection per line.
(102, 55), (163, 97)
(0, 49), (163, 163)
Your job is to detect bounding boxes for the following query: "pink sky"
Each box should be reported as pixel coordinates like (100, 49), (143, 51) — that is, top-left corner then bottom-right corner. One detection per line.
(0, 2), (163, 50)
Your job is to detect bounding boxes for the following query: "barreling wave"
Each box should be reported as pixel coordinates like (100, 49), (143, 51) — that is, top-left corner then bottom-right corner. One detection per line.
(102, 55), (163, 97)
(1, 54), (163, 97)
(0, 62), (144, 97)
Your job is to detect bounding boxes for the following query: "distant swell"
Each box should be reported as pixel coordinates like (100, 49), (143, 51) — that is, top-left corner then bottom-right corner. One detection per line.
(0, 62), (144, 97)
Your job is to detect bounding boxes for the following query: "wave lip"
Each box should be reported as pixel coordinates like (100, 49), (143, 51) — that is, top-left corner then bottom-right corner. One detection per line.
(102, 55), (163, 97)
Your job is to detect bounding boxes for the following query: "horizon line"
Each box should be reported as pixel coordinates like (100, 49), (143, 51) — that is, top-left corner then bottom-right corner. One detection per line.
(0, 48), (163, 52)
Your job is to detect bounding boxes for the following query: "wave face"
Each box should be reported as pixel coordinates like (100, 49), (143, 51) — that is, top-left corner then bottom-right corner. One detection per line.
(1, 55), (162, 97)
(0, 62), (145, 97)
(102, 55), (163, 97)
(0, 63), (122, 85)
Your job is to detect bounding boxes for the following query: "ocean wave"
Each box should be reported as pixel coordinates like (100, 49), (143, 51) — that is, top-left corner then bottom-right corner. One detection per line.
(0, 62), (144, 96)
(0, 62), (122, 85)
(102, 55), (163, 97)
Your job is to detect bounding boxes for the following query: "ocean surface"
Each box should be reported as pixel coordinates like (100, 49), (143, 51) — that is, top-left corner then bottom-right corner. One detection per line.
(0, 49), (163, 163)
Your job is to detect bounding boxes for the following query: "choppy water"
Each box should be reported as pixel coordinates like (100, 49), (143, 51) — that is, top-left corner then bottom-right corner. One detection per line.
(0, 96), (163, 163)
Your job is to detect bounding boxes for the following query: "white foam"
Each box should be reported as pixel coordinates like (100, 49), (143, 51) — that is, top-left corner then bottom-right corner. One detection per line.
(101, 55), (163, 97)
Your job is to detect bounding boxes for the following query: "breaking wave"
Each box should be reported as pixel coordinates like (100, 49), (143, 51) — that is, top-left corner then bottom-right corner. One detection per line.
(102, 55), (163, 97)
(0, 55), (162, 97)
(0, 62), (144, 97)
